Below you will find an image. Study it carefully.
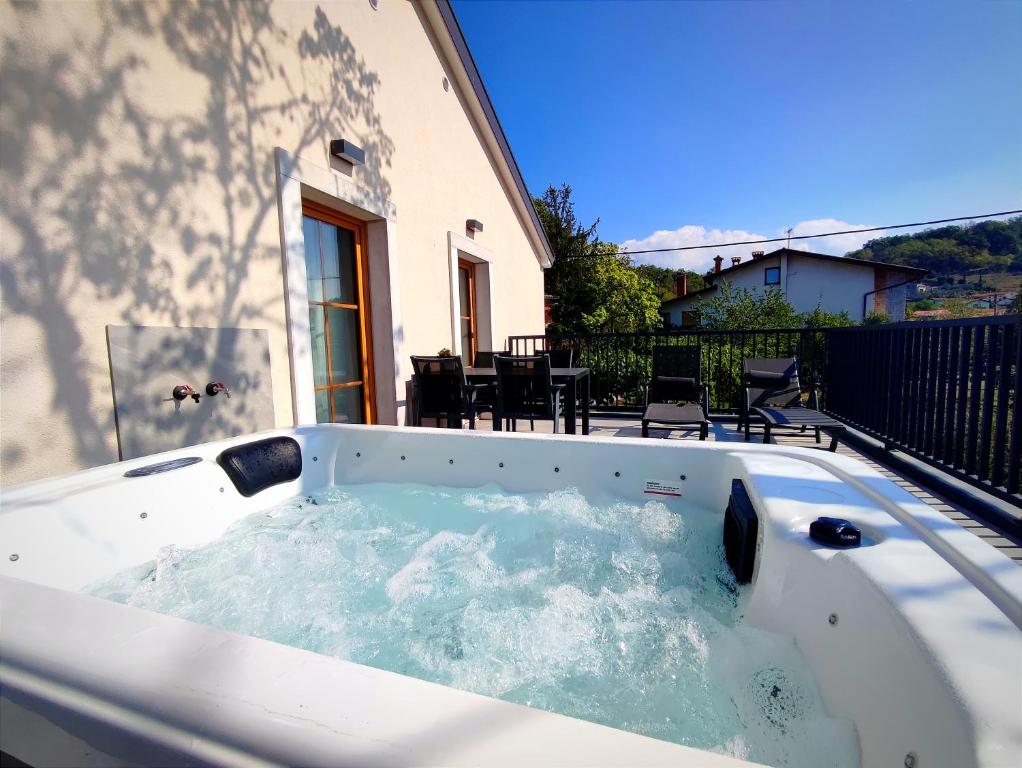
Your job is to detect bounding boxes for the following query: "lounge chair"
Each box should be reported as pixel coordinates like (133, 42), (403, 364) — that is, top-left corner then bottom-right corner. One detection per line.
(739, 357), (845, 451)
(641, 346), (710, 440)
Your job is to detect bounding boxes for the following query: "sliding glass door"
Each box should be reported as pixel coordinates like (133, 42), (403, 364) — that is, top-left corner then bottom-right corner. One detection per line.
(302, 201), (375, 423)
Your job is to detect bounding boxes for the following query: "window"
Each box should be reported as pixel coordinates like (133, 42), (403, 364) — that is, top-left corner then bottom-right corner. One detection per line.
(302, 200), (375, 424)
(458, 259), (477, 362)
(764, 266), (781, 286)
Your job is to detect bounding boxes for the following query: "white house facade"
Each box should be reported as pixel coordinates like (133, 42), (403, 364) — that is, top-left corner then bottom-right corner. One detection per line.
(661, 248), (926, 327)
(0, 0), (552, 485)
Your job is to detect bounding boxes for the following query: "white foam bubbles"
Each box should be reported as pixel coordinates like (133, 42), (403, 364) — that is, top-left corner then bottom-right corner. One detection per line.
(87, 482), (858, 768)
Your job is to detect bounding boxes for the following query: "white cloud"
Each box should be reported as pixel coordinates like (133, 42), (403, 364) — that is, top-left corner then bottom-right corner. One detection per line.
(787, 218), (878, 256)
(620, 218), (878, 271)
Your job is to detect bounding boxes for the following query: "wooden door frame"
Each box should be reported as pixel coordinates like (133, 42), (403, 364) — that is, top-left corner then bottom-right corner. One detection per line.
(458, 258), (478, 364)
(302, 199), (377, 424)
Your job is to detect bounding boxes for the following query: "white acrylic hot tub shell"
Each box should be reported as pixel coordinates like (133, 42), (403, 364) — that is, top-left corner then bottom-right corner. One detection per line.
(1, 425), (1020, 768)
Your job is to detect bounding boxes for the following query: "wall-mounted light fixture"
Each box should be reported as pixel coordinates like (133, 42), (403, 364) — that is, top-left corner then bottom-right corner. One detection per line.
(330, 139), (365, 166)
(466, 219), (484, 234)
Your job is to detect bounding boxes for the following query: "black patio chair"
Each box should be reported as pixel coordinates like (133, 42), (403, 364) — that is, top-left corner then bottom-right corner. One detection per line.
(471, 350), (504, 417)
(494, 354), (564, 433)
(544, 348), (573, 369)
(473, 350), (504, 369)
(739, 357), (845, 451)
(410, 356), (490, 429)
(641, 346), (710, 439)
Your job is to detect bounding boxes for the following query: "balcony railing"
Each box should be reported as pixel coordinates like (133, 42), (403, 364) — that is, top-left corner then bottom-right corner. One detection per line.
(826, 316), (1020, 499)
(509, 315), (1022, 502)
(508, 328), (831, 412)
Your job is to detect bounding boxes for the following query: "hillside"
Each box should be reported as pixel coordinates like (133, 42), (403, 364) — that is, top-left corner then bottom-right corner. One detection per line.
(633, 264), (706, 302)
(846, 216), (1022, 281)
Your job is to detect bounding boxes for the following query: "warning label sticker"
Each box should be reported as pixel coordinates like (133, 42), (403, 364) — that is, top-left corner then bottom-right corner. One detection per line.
(644, 479), (683, 497)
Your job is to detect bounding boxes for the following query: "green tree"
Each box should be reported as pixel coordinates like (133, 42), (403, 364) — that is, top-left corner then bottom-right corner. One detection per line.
(696, 280), (801, 331)
(579, 244), (663, 332)
(631, 264), (673, 301)
(533, 185), (601, 333)
(941, 298), (981, 319)
(633, 264), (706, 302)
(535, 185), (662, 332)
(848, 216), (1022, 278)
(802, 305), (853, 328)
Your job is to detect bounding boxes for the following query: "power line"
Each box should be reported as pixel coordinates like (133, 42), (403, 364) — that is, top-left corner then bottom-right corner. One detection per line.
(611, 208), (1022, 257)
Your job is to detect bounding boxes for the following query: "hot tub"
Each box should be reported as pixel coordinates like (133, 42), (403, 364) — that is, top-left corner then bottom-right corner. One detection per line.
(1, 425), (1020, 767)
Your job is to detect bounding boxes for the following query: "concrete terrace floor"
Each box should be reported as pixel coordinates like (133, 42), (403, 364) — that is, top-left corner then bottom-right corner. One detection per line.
(458, 411), (1022, 564)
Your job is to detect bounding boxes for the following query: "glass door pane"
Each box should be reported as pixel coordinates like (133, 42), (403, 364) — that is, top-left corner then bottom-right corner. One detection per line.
(321, 222), (358, 305)
(303, 217), (323, 302)
(309, 306), (328, 387)
(331, 386), (364, 423)
(460, 318), (472, 364)
(326, 306), (361, 383)
(314, 389), (330, 423)
(459, 265), (471, 309)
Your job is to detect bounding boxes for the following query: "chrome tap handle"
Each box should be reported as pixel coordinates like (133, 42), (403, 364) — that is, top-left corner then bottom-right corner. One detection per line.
(205, 381), (230, 399)
(172, 385), (198, 402)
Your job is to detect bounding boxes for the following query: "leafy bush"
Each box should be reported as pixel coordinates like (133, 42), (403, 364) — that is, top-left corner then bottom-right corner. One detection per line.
(577, 345), (651, 407)
(862, 312), (891, 325)
(803, 305), (853, 328)
(697, 281), (802, 330)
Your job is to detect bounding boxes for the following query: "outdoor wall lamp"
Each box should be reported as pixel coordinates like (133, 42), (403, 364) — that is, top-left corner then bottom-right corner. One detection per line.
(330, 139), (365, 166)
(466, 219), (484, 233)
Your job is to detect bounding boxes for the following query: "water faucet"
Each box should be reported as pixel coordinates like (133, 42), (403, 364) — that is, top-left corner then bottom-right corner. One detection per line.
(172, 385), (201, 403)
(205, 381), (231, 399)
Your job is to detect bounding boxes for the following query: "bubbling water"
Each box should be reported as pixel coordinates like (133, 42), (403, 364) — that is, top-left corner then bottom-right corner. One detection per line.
(89, 483), (858, 767)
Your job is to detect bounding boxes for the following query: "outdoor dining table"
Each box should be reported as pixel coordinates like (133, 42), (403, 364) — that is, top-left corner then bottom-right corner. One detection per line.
(464, 366), (591, 435)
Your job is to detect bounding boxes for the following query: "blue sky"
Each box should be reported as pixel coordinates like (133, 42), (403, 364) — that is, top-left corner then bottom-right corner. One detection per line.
(453, 0), (1022, 270)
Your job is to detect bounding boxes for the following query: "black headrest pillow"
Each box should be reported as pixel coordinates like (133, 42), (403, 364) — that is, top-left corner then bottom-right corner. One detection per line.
(217, 436), (302, 497)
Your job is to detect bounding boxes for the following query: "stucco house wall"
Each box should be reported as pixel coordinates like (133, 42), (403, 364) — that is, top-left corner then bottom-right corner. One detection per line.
(0, 0), (548, 485)
(784, 254), (875, 319)
(715, 256), (783, 296)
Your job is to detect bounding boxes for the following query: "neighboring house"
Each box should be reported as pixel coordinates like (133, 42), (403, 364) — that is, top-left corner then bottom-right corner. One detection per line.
(661, 248), (926, 326)
(0, 0), (552, 485)
(969, 293), (1018, 311)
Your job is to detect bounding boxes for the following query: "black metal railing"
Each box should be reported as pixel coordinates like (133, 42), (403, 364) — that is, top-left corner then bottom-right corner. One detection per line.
(509, 328), (831, 412)
(509, 315), (1022, 501)
(826, 316), (1020, 498)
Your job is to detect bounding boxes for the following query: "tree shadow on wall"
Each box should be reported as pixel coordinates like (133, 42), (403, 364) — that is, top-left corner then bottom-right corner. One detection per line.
(0, 1), (394, 475)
